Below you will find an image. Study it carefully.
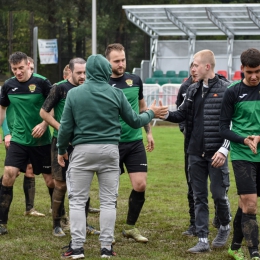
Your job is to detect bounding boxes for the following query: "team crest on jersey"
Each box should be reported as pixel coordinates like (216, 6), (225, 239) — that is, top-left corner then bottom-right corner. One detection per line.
(28, 84), (36, 92)
(125, 79), (133, 86)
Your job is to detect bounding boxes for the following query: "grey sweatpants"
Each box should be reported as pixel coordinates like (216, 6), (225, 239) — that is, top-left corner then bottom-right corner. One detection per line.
(66, 143), (119, 249)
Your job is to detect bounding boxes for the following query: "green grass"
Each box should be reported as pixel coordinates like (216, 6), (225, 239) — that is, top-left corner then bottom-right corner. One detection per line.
(0, 126), (248, 259)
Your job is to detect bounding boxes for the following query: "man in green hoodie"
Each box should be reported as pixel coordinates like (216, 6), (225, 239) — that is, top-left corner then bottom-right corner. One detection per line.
(57, 54), (168, 259)
(40, 58), (100, 237)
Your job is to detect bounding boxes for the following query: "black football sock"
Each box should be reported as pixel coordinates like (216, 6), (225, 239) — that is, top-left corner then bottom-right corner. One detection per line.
(231, 207), (243, 250)
(241, 213), (259, 258)
(126, 190), (145, 226)
(85, 197), (90, 226)
(48, 187), (54, 210)
(23, 176), (35, 212)
(0, 185), (13, 224)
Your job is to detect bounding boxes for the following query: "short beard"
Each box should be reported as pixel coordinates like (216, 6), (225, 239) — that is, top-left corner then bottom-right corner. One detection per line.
(112, 67), (125, 77)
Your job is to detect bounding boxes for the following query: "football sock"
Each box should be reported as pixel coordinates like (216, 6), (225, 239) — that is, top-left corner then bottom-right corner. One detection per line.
(48, 187), (54, 210)
(85, 197), (90, 226)
(0, 185), (13, 224)
(126, 190), (145, 226)
(23, 176), (35, 211)
(52, 187), (66, 228)
(241, 213), (259, 258)
(231, 207), (243, 251)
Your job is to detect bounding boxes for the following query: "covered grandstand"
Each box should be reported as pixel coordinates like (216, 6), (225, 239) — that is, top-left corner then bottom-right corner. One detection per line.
(123, 4), (260, 81)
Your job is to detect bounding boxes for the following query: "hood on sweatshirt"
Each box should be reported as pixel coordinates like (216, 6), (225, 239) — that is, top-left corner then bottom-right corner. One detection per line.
(86, 54), (112, 83)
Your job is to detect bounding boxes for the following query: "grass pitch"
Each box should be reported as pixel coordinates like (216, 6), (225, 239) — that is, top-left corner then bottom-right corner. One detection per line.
(0, 126), (249, 259)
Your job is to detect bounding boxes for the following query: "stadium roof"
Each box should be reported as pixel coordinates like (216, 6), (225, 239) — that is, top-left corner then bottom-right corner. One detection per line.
(122, 4), (260, 38)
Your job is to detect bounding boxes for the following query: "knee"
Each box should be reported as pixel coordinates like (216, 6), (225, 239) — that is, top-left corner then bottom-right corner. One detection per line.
(244, 202), (257, 215)
(3, 166), (18, 185)
(133, 181), (146, 192)
(43, 175), (55, 188)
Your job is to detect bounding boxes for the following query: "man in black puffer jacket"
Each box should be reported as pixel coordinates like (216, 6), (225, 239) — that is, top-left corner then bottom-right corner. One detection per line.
(163, 50), (231, 254)
(176, 67), (231, 237)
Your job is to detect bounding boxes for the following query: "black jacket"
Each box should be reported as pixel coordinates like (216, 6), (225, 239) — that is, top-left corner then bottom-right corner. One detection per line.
(176, 76), (193, 133)
(167, 74), (230, 154)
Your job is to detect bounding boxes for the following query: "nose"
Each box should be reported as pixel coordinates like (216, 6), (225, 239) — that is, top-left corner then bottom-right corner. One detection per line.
(15, 69), (22, 75)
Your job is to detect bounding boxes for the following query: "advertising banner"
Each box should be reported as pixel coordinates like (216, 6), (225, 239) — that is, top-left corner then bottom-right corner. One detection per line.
(38, 39), (58, 64)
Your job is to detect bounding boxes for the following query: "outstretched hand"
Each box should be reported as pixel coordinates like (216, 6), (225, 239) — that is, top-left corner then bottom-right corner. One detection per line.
(245, 135), (260, 154)
(149, 100), (168, 118)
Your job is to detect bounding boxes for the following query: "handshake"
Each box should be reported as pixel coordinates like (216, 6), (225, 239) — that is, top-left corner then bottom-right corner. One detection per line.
(244, 135), (260, 154)
(148, 100), (168, 119)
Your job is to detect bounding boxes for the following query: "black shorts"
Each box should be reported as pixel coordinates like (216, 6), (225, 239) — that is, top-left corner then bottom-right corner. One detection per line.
(5, 146), (31, 173)
(232, 160), (260, 196)
(119, 140), (147, 174)
(5, 141), (51, 175)
(51, 137), (74, 181)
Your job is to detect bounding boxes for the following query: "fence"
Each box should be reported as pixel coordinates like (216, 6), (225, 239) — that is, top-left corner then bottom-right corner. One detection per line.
(143, 83), (181, 126)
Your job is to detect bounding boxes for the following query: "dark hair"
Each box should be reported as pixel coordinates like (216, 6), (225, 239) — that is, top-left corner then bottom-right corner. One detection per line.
(9, 51), (28, 65)
(105, 43), (125, 59)
(69, 57), (86, 72)
(241, 48), (260, 68)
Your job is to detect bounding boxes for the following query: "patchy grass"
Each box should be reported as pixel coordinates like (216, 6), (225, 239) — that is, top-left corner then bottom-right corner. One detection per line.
(0, 126), (249, 259)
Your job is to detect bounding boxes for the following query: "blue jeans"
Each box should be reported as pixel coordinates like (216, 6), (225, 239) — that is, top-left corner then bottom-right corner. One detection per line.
(66, 144), (119, 249)
(189, 154), (231, 238)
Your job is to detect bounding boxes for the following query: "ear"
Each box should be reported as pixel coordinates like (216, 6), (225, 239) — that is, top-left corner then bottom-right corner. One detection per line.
(240, 65), (244, 72)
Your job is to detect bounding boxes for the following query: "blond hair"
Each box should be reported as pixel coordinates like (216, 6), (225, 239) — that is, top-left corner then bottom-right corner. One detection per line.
(63, 64), (70, 79)
(193, 50), (215, 69)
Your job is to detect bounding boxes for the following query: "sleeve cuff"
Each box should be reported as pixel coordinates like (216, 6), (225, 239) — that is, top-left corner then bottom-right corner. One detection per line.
(218, 147), (229, 157)
(58, 149), (67, 155)
(164, 111), (169, 120)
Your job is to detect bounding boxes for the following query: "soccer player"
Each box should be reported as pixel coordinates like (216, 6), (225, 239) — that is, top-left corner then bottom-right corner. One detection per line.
(0, 51), (54, 235)
(220, 48), (260, 260)
(105, 43), (153, 243)
(0, 56), (48, 217)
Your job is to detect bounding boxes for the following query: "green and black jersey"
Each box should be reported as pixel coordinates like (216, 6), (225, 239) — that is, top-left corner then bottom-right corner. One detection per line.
(0, 73), (52, 146)
(220, 80), (260, 162)
(6, 104), (15, 133)
(42, 80), (76, 138)
(109, 73), (144, 142)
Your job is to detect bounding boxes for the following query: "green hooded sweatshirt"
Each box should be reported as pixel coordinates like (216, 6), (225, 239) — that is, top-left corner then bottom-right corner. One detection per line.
(57, 54), (154, 155)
